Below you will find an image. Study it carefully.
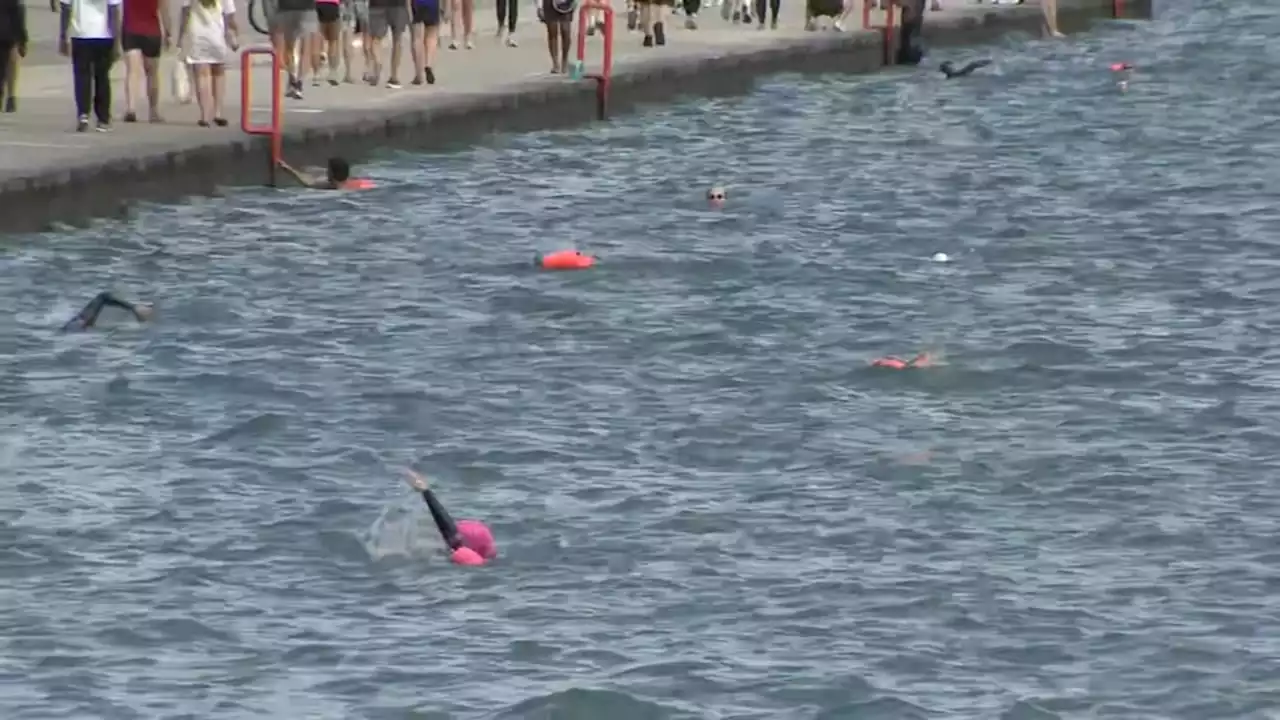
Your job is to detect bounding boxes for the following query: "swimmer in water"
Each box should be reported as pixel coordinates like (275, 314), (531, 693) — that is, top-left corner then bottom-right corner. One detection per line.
(278, 157), (354, 190)
(707, 186), (726, 207)
(870, 351), (935, 370)
(940, 59), (991, 79)
(61, 292), (153, 332)
(403, 468), (497, 566)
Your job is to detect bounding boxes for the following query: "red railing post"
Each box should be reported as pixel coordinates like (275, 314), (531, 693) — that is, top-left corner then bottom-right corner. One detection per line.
(576, 0), (614, 120)
(861, 0), (871, 30)
(241, 47), (283, 187)
(881, 1), (895, 66)
(1112, 0), (1124, 18)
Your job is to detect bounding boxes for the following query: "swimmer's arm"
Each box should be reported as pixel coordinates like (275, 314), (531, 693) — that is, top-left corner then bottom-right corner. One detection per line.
(277, 160), (328, 190)
(956, 59), (991, 76)
(404, 469), (463, 550)
(61, 292), (150, 332)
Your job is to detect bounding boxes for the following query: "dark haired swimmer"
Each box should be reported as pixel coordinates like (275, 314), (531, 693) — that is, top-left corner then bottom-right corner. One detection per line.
(940, 59), (991, 79)
(62, 292), (153, 332)
(870, 352), (935, 370)
(278, 157), (355, 190)
(403, 469), (497, 566)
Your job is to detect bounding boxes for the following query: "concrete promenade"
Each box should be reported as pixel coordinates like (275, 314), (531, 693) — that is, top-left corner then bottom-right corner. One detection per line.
(0, 0), (1144, 233)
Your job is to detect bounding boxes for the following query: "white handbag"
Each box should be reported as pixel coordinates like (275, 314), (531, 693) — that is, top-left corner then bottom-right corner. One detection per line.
(169, 54), (193, 105)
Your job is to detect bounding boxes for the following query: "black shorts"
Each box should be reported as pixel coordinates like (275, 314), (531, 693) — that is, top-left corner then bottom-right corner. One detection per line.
(542, 0), (573, 22)
(121, 33), (162, 59)
(316, 2), (341, 23)
(411, 1), (439, 26)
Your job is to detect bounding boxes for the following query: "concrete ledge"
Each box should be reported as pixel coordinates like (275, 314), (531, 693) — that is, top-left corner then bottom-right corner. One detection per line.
(0, 0), (1149, 235)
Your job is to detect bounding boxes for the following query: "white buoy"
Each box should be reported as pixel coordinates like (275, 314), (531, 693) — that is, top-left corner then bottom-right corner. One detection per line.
(931, 252), (949, 263)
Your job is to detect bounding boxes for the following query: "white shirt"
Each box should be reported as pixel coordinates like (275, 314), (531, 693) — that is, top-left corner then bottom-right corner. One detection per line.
(181, 0), (237, 14)
(62, 0), (122, 39)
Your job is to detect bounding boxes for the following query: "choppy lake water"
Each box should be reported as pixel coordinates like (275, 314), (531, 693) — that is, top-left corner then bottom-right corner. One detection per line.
(5, 2), (1280, 718)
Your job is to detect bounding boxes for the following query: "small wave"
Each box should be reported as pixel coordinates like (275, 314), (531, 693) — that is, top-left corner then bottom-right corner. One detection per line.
(494, 687), (689, 720)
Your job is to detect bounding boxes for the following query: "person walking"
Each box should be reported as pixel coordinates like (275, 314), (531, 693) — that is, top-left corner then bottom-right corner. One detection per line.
(269, 0), (316, 98)
(0, 0), (27, 113)
(0, 0), (25, 114)
(176, 0), (237, 125)
(445, 0), (469, 49)
(493, 0), (514, 45)
(408, 0), (438, 84)
(365, 0), (407, 87)
(60, 0), (122, 131)
(314, 0), (341, 84)
(121, 0), (169, 122)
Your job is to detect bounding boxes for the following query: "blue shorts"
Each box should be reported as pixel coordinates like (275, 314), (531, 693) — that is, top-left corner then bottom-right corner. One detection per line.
(412, 0), (440, 25)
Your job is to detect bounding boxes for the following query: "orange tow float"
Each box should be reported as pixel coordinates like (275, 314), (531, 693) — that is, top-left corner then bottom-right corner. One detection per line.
(537, 250), (596, 271)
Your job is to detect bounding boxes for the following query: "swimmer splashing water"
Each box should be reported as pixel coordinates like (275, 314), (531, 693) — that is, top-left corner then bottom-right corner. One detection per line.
(403, 469), (497, 566)
(61, 292), (153, 332)
(870, 352), (936, 370)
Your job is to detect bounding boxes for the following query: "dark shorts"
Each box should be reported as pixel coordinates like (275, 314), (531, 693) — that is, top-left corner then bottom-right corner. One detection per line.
(542, 0), (573, 22)
(807, 0), (841, 16)
(411, 1), (439, 25)
(367, 5), (410, 36)
(121, 33), (162, 58)
(316, 2), (341, 22)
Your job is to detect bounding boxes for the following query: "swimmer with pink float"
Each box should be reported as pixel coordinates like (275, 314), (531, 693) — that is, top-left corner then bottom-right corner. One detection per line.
(1110, 62), (1134, 92)
(870, 352), (937, 370)
(403, 469), (497, 566)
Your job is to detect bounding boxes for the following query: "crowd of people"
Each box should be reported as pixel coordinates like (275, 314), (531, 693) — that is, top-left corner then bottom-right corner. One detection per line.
(0, 0), (1062, 132)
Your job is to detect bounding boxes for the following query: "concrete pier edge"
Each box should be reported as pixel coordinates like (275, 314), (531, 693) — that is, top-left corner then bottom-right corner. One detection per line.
(0, 0), (1148, 235)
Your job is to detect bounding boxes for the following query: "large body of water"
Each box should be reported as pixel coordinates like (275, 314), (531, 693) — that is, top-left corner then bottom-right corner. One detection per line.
(4, 2), (1280, 717)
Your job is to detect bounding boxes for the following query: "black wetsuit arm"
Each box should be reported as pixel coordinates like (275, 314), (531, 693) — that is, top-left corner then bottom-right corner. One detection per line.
(420, 488), (463, 551)
(954, 59), (991, 78)
(62, 292), (144, 331)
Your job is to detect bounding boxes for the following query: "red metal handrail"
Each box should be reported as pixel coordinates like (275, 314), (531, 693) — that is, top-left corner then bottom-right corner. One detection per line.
(882, 1), (896, 66)
(576, 0), (614, 120)
(240, 47), (283, 185)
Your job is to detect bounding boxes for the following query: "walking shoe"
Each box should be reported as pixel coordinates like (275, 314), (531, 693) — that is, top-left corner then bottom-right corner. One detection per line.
(654, 21), (666, 44)
(76, 115), (89, 132)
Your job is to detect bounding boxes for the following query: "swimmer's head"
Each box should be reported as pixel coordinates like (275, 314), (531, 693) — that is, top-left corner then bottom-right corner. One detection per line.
(1109, 62), (1133, 72)
(327, 157), (351, 183)
(135, 304), (155, 321)
(457, 519), (497, 560)
(707, 186), (726, 207)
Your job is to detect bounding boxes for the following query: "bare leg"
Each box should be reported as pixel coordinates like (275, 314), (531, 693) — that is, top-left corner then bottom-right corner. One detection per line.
(449, 0), (462, 47)
(461, 0), (474, 46)
(557, 19), (569, 69)
(545, 17), (559, 72)
(3, 45), (17, 111)
(123, 49), (141, 117)
(341, 25), (355, 82)
(324, 21), (341, 82)
(195, 63), (213, 123)
(410, 21), (424, 82)
(425, 23), (438, 72)
(211, 64), (226, 120)
(1042, 0), (1062, 36)
(144, 55), (163, 121)
(388, 27), (404, 85)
